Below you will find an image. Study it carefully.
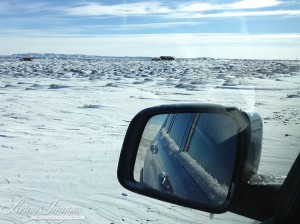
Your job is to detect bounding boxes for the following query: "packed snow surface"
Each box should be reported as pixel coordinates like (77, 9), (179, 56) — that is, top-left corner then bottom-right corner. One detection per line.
(0, 56), (299, 223)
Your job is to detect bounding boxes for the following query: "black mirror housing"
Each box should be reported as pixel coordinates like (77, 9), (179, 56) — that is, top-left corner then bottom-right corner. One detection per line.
(118, 104), (256, 213)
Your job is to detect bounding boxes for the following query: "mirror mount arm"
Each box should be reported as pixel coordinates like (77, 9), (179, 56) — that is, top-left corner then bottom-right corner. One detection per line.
(230, 182), (281, 222)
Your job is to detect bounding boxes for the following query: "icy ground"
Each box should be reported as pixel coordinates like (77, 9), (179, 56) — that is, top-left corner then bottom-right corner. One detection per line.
(0, 57), (299, 223)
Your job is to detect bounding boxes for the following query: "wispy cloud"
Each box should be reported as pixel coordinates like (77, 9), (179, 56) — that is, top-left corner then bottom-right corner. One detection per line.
(0, 22), (203, 38)
(228, 0), (282, 9)
(65, 2), (172, 17)
(1, 0), (297, 19)
(0, 21), (205, 37)
(172, 9), (300, 19)
(177, 0), (282, 12)
(64, 0), (289, 18)
(84, 21), (205, 31)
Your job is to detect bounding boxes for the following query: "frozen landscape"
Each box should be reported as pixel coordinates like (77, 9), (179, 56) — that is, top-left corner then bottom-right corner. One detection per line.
(0, 55), (299, 223)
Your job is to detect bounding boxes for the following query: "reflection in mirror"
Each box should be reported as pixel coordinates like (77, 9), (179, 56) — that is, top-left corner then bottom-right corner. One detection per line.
(134, 112), (242, 207)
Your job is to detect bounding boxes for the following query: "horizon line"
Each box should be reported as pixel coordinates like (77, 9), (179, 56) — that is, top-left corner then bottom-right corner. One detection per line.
(1, 52), (299, 61)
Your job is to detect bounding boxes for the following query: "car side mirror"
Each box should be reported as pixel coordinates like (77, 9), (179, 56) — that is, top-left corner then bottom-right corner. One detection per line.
(117, 104), (262, 214)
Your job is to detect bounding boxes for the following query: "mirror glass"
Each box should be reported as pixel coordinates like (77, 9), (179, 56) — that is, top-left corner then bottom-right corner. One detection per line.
(134, 112), (242, 207)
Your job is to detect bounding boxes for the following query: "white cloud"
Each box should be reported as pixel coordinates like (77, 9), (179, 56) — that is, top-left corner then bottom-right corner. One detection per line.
(171, 9), (300, 19)
(177, 3), (215, 12)
(0, 21), (205, 36)
(66, 2), (172, 16)
(64, 0), (287, 18)
(228, 0), (282, 9)
(177, 0), (282, 13)
(83, 22), (204, 30)
(0, 0), (295, 20)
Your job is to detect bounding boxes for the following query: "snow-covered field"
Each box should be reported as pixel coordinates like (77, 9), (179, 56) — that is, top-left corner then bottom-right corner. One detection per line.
(0, 56), (299, 223)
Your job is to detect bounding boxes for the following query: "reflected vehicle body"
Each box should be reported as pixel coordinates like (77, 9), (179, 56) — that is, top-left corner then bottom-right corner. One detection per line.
(141, 113), (241, 204)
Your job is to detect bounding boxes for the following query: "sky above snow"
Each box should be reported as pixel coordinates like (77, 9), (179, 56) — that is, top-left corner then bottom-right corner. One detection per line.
(1, 0), (300, 59)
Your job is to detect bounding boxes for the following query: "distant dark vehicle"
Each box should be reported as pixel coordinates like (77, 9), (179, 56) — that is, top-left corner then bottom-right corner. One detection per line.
(151, 56), (175, 61)
(151, 57), (161, 61)
(20, 57), (32, 61)
(159, 56), (175, 61)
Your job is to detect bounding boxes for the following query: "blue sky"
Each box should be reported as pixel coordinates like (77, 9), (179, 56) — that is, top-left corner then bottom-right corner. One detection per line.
(0, 0), (300, 59)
